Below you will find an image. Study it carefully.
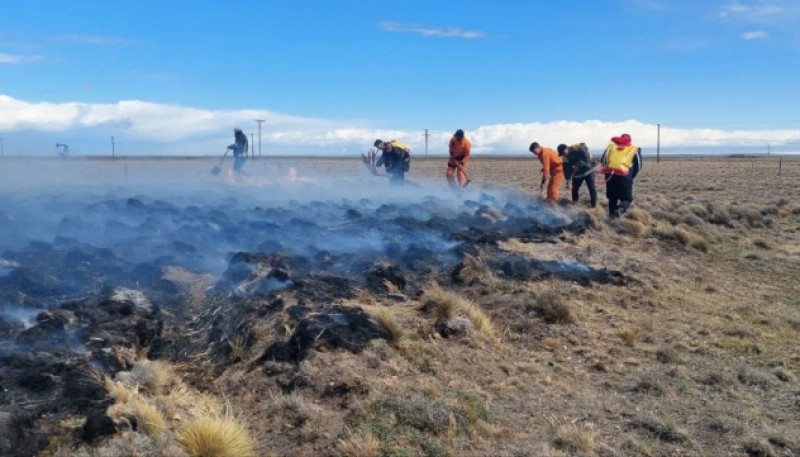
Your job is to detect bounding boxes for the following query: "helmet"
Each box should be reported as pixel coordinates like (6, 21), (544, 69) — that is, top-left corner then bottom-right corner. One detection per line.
(557, 144), (568, 155)
(454, 129), (464, 139)
(373, 139), (383, 148)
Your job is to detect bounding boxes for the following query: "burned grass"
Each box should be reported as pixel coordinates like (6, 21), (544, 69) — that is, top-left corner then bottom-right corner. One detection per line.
(2, 157), (800, 456)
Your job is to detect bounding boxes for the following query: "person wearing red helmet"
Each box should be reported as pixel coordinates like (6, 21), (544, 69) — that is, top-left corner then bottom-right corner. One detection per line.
(600, 133), (642, 218)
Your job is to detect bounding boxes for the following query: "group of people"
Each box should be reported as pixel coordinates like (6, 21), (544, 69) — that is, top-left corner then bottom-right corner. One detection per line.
(371, 129), (642, 218)
(226, 126), (642, 218)
(530, 134), (642, 217)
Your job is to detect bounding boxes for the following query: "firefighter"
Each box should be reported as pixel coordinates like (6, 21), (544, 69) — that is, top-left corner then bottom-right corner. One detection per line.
(447, 129), (472, 188)
(529, 142), (564, 203)
(558, 143), (597, 208)
(600, 134), (642, 218)
(228, 128), (249, 175)
(374, 139), (411, 185)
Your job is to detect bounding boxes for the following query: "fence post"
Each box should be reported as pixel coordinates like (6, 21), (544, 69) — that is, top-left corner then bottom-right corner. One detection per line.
(778, 158), (782, 176)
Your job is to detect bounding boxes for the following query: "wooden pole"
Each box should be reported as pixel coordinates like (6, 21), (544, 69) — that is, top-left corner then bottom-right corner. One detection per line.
(656, 123), (661, 163)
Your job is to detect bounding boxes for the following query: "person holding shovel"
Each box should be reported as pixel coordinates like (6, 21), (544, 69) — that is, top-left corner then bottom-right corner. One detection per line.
(529, 142), (564, 203)
(558, 143), (597, 208)
(230, 128), (249, 175)
(447, 129), (472, 189)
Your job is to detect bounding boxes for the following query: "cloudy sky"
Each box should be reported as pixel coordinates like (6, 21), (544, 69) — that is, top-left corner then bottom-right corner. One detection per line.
(1, 0), (800, 156)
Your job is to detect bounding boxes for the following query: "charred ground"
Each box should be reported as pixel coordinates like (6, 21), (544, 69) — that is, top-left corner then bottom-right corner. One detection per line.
(0, 156), (798, 457)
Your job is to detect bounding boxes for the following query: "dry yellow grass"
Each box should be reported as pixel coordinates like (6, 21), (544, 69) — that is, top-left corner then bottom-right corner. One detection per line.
(361, 304), (405, 348)
(129, 358), (179, 394)
(456, 253), (492, 285)
(423, 284), (495, 338)
(553, 423), (598, 453)
(335, 431), (380, 457)
(177, 415), (255, 457)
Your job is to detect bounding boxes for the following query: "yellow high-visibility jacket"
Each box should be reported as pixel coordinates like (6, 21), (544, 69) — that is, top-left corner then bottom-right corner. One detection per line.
(601, 143), (641, 177)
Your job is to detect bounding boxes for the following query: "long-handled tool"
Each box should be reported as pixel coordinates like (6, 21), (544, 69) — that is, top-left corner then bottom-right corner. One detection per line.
(453, 160), (472, 187)
(360, 148), (388, 177)
(209, 148), (230, 176)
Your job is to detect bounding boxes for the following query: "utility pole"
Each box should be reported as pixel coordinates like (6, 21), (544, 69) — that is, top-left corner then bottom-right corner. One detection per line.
(0, 137), (3, 157)
(250, 133), (254, 156)
(254, 119), (265, 157)
(111, 136), (115, 158)
(422, 129), (429, 158)
(656, 123), (661, 163)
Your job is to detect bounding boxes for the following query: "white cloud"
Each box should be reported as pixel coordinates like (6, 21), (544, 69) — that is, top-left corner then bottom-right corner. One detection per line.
(0, 53), (42, 64)
(1, 95), (799, 155)
(741, 30), (769, 39)
(719, 2), (784, 18)
(55, 34), (131, 45)
(378, 22), (484, 39)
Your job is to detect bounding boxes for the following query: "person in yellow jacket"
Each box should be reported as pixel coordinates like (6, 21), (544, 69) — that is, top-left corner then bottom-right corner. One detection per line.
(600, 133), (642, 218)
(447, 129), (472, 188)
(374, 139), (411, 185)
(529, 142), (564, 203)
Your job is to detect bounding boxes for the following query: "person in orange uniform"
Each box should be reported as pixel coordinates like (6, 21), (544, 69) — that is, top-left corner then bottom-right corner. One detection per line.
(447, 129), (471, 188)
(529, 142), (564, 203)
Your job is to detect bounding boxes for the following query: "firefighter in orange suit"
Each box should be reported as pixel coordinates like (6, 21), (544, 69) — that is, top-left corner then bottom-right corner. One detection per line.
(529, 142), (564, 203)
(447, 129), (472, 188)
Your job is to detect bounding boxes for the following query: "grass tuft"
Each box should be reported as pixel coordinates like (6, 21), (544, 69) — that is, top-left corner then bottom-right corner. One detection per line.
(177, 415), (256, 457)
(130, 397), (168, 436)
(363, 305), (405, 349)
(742, 436), (776, 457)
(533, 289), (573, 325)
(454, 254), (491, 285)
(336, 430), (380, 457)
(552, 423), (597, 453)
(423, 285), (495, 338)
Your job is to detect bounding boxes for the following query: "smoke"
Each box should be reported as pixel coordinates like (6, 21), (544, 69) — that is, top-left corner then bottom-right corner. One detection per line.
(0, 158), (578, 308)
(0, 303), (40, 329)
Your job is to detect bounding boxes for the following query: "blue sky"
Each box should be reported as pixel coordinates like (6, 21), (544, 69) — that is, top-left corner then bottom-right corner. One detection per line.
(1, 0), (800, 155)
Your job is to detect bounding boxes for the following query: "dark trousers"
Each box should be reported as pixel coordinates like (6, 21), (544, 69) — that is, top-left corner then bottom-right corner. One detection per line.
(388, 171), (405, 186)
(572, 173), (597, 207)
(605, 175), (633, 217)
(233, 156), (246, 174)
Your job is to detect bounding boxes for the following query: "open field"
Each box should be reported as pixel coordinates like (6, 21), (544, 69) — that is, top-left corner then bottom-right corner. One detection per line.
(1, 156), (799, 457)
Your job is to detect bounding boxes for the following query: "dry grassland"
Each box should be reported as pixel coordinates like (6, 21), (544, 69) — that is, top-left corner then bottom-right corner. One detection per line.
(41, 156), (800, 457)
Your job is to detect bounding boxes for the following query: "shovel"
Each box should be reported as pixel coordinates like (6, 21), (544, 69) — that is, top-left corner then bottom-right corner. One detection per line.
(453, 160), (472, 187)
(209, 149), (230, 176)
